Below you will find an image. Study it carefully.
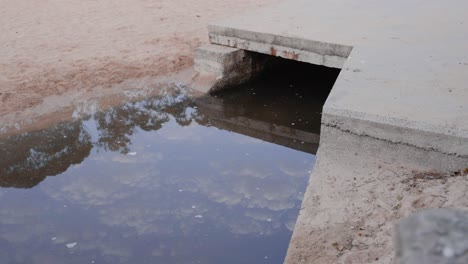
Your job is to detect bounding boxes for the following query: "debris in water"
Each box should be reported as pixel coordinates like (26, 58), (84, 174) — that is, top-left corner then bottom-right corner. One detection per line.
(127, 152), (137, 156)
(443, 247), (454, 258)
(51, 237), (57, 241)
(267, 218), (272, 222)
(194, 215), (203, 218)
(66, 242), (77, 249)
(191, 205), (196, 209)
(178, 189), (183, 192)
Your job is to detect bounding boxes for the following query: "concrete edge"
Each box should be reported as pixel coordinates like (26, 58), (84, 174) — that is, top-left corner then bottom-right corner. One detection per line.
(209, 34), (346, 69)
(322, 109), (468, 158)
(208, 24), (353, 57)
(208, 26), (351, 68)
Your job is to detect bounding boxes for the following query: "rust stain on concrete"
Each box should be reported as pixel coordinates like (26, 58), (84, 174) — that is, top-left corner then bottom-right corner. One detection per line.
(282, 50), (299, 60)
(270, 47), (277, 56)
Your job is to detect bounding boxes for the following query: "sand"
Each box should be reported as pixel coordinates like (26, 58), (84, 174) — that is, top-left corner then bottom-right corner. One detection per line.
(285, 126), (468, 264)
(0, 0), (279, 127)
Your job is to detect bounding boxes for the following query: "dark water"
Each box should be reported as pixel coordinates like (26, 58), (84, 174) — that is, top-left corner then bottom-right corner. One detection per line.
(0, 63), (338, 264)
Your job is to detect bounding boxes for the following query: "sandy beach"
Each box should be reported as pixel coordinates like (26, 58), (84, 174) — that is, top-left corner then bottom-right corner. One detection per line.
(0, 0), (278, 123)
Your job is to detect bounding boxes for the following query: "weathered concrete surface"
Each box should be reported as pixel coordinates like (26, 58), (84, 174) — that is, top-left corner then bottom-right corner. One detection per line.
(394, 209), (468, 264)
(208, 30), (349, 69)
(285, 125), (468, 264)
(207, 0), (468, 157)
(192, 44), (267, 93)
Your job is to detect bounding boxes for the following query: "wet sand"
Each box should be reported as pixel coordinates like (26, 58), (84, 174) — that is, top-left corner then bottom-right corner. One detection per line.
(0, 0), (279, 121)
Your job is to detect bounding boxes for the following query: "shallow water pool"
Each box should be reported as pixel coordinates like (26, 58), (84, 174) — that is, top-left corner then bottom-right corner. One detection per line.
(0, 63), (337, 263)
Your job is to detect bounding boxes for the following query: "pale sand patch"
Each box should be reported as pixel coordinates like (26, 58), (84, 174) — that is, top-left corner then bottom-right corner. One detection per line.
(0, 0), (279, 119)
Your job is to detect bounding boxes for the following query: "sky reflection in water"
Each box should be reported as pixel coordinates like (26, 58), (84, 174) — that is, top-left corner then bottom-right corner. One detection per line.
(0, 69), (331, 264)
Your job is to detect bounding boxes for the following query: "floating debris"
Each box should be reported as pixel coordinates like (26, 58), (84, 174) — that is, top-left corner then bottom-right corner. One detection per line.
(127, 152), (137, 156)
(66, 242), (77, 249)
(194, 215), (203, 219)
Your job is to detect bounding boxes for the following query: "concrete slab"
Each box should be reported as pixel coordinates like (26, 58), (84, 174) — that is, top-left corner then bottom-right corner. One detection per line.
(207, 0), (468, 157)
(194, 44), (245, 76)
(192, 44), (268, 93)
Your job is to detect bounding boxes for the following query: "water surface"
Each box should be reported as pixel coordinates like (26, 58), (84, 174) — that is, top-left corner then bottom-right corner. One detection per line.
(0, 64), (337, 263)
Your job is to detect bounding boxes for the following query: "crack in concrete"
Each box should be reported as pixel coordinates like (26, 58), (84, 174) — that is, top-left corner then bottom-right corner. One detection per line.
(322, 122), (468, 159)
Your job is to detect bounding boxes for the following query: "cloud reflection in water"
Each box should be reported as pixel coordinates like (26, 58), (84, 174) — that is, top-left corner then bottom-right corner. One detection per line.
(0, 84), (317, 264)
